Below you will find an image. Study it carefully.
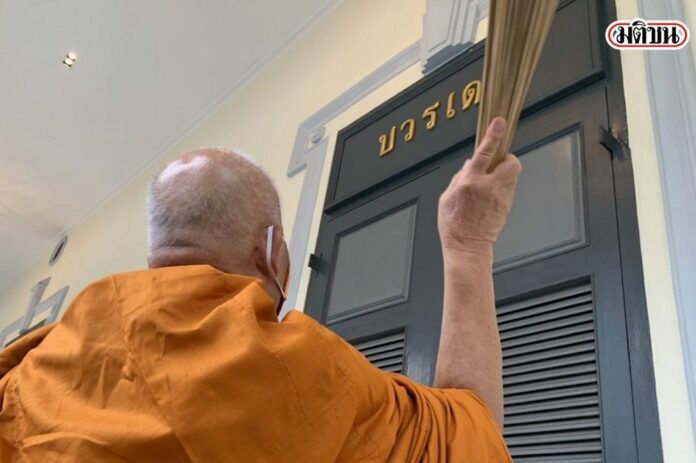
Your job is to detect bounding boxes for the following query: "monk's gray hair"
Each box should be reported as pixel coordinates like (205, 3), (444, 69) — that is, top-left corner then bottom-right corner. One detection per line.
(146, 148), (281, 255)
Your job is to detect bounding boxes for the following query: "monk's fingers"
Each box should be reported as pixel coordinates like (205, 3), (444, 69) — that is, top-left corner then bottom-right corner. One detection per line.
(491, 153), (522, 186)
(468, 117), (508, 174)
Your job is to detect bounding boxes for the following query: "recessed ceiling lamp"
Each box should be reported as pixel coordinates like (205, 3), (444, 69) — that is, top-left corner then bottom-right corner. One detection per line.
(62, 51), (78, 69)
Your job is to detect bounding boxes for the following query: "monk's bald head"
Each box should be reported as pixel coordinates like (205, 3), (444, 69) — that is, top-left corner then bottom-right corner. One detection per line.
(147, 149), (281, 268)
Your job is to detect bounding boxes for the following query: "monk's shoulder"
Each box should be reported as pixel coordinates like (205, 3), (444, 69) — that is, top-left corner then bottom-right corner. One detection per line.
(280, 311), (378, 373)
(276, 310), (355, 368)
(278, 310), (391, 400)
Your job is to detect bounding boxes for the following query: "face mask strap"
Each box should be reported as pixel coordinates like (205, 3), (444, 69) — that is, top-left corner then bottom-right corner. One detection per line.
(265, 225), (287, 300)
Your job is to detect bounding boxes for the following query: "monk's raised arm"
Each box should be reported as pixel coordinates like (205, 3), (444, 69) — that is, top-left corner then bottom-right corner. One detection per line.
(433, 118), (522, 427)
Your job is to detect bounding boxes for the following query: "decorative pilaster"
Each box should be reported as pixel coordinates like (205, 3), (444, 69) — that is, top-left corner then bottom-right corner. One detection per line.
(421, 0), (489, 74)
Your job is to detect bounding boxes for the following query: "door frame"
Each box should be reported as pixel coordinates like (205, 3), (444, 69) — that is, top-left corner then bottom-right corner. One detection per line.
(600, 0), (663, 460)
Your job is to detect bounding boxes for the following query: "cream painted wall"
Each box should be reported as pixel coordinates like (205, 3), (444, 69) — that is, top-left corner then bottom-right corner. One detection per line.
(0, 0), (425, 326)
(615, 0), (696, 460)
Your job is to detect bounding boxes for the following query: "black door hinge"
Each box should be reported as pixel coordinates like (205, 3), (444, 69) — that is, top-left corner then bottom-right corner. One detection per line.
(308, 253), (324, 272)
(600, 127), (631, 160)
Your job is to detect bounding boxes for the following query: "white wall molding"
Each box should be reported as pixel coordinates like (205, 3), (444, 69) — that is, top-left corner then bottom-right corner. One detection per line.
(421, 0), (489, 73)
(639, 0), (696, 441)
(281, 41), (421, 317)
(286, 42), (421, 177)
(0, 277), (67, 346)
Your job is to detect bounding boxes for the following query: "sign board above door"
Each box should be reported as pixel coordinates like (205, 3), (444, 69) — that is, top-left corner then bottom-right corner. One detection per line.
(325, 0), (604, 212)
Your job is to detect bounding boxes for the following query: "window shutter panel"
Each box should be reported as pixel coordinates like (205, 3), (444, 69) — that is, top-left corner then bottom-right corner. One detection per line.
(354, 332), (406, 373)
(499, 283), (603, 462)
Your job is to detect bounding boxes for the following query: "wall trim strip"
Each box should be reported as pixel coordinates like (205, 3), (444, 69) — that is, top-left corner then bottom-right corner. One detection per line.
(286, 41), (421, 177)
(639, 0), (696, 442)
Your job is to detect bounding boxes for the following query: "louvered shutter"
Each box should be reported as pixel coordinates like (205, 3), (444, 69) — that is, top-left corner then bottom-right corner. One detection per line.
(353, 332), (406, 373)
(352, 285), (602, 461)
(499, 283), (602, 462)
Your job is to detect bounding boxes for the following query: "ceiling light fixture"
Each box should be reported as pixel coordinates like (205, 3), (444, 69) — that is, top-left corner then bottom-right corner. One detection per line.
(62, 51), (78, 69)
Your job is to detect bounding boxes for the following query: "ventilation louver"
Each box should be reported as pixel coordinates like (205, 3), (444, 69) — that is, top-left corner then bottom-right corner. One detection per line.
(499, 283), (602, 462)
(354, 332), (406, 373)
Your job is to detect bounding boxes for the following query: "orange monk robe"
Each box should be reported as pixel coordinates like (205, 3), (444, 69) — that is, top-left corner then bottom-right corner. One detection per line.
(0, 265), (511, 462)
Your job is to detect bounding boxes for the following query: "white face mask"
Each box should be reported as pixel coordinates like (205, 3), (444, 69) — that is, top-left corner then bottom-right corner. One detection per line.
(265, 225), (288, 308)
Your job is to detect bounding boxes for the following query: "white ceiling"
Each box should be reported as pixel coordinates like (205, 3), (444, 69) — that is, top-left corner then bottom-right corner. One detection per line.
(0, 0), (338, 292)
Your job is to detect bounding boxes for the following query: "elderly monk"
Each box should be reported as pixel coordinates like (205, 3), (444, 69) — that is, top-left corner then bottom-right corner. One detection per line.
(0, 118), (520, 462)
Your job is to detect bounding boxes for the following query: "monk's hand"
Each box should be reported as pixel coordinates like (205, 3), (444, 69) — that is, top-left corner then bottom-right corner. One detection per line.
(437, 118), (522, 254)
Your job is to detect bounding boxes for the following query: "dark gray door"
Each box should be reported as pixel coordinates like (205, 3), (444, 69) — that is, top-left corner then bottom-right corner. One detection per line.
(305, 164), (445, 383)
(305, 1), (660, 461)
(481, 89), (632, 462)
(307, 87), (632, 462)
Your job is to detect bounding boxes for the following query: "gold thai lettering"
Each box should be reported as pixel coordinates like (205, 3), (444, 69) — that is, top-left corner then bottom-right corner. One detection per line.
(377, 79), (482, 157)
(446, 92), (457, 119)
(379, 126), (396, 156)
(400, 119), (415, 142)
(462, 80), (482, 111)
(422, 102), (441, 130)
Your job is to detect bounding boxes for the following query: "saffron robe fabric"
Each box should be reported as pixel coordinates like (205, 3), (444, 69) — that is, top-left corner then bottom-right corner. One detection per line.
(0, 265), (511, 462)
